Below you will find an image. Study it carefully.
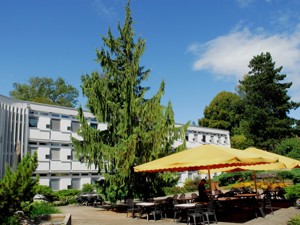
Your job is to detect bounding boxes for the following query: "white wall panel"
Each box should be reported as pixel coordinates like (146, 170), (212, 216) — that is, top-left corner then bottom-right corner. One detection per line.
(38, 117), (51, 130)
(59, 177), (71, 190)
(38, 147), (50, 161)
(29, 129), (50, 140)
(80, 177), (91, 189)
(50, 161), (71, 171)
(60, 147), (71, 161)
(39, 178), (50, 186)
(60, 119), (71, 132)
(37, 162), (50, 171)
(51, 131), (70, 142)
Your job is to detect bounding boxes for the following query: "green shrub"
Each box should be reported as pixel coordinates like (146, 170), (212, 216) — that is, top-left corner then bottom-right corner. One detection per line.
(82, 183), (95, 193)
(0, 153), (39, 223)
(293, 175), (300, 185)
(288, 214), (300, 225)
(35, 185), (55, 202)
(23, 202), (61, 219)
(1, 215), (19, 225)
(292, 169), (300, 176)
(285, 184), (300, 202)
(278, 171), (294, 180)
(216, 171), (252, 186)
(53, 189), (81, 204)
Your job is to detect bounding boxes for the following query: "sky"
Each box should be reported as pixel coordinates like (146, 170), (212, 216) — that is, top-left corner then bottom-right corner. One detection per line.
(1, 0), (300, 124)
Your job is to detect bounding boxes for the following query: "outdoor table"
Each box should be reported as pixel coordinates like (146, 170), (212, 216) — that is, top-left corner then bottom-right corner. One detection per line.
(176, 196), (198, 203)
(236, 193), (257, 197)
(136, 202), (158, 207)
(217, 197), (239, 201)
(153, 196), (169, 202)
(135, 202), (162, 221)
(174, 203), (198, 208)
(236, 193), (258, 198)
(174, 202), (205, 223)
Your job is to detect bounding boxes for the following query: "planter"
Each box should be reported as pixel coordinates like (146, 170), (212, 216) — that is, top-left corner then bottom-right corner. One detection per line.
(39, 213), (71, 225)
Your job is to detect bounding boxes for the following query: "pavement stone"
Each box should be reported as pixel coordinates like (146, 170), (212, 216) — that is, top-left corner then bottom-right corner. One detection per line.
(59, 205), (300, 225)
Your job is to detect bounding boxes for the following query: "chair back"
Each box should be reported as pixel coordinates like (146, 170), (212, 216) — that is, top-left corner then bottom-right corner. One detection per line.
(172, 194), (178, 199)
(126, 198), (134, 207)
(191, 193), (198, 198)
(179, 193), (185, 199)
(207, 201), (216, 212)
(194, 203), (204, 213)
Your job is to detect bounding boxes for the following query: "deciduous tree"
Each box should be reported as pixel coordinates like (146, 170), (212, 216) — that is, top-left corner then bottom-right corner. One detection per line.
(10, 76), (79, 107)
(198, 91), (244, 136)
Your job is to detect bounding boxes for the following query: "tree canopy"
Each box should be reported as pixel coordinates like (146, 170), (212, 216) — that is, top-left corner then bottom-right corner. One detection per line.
(275, 138), (300, 160)
(199, 52), (299, 151)
(72, 3), (187, 202)
(198, 91), (244, 136)
(10, 76), (79, 107)
(238, 52), (299, 150)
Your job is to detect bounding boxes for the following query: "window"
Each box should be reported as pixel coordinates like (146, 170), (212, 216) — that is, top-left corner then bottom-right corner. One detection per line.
(71, 121), (80, 132)
(71, 178), (81, 190)
(29, 116), (38, 128)
(70, 150), (78, 160)
(90, 123), (98, 129)
(50, 179), (60, 191)
(51, 119), (60, 131)
(50, 148), (60, 160)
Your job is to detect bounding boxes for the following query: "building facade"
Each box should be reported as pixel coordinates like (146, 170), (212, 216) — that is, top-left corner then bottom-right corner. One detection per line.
(0, 94), (230, 190)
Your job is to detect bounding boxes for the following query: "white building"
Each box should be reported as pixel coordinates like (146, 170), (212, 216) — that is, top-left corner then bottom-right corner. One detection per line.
(0, 94), (230, 190)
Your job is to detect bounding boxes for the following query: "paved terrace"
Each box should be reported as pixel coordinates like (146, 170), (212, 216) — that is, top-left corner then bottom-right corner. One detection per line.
(59, 205), (300, 225)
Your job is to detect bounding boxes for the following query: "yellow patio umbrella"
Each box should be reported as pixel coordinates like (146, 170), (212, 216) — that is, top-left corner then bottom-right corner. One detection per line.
(198, 162), (287, 193)
(245, 147), (300, 169)
(134, 144), (277, 173)
(199, 148), (300, 194)
(134, 144), (278, 192)
(199, 162), (287, 174)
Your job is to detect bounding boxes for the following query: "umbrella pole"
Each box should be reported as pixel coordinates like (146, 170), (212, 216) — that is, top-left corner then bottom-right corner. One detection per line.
(253, 170), (258, 196)
(208, 167), (212, 193)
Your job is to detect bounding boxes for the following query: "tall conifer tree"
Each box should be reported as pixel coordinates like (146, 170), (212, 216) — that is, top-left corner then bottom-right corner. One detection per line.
(238, 52), (299, 150)
(72, 2), (186, 202)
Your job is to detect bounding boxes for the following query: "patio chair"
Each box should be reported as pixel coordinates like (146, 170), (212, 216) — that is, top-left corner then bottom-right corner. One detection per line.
(178, 193), (186, 203)
(173, 198), (182, 222)
(126, 198), (140, 218)
(146, 203), (163, 221)
(191, 193), (198, 202)
(261, 195), (274, 216)
(202, 201), (218, 224)
(162, 197), (174, 218)
(187, 203), (204, 225)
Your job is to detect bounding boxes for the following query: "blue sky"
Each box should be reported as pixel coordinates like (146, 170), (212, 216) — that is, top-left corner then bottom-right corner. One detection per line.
(1, 0), (299, 124)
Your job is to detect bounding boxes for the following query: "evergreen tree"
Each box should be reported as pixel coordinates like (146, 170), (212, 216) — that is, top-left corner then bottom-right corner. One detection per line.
(238, 52), (299, 150)
(0, 153), (39, 222)
(72, 2), (187, 202)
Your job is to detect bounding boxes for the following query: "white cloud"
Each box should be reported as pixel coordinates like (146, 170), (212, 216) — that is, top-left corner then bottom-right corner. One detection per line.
(92, 0), (117, 18)
(188, 25), (300, 101)
(236, 0), (255, 8)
